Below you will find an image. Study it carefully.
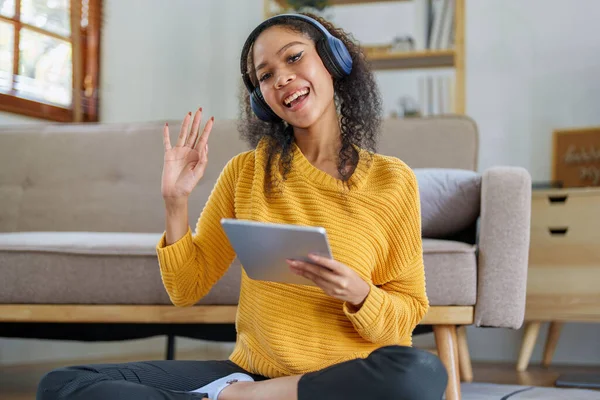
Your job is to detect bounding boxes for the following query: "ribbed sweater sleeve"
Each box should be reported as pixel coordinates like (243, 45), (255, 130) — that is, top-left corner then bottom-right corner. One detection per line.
(343, 167), (429, 344)
(155, 151), (251, 307)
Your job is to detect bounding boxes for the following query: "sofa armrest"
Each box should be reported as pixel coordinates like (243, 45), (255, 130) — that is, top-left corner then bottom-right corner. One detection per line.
(475, 166), (532, 329)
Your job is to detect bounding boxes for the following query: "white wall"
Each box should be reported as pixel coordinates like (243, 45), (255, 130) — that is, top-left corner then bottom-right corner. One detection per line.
(0, 111), (46, 124)
(467, 0), (600, 180)
(2, 0), (600, 367)
(98, 0), (263, 123)
(465, 0), (600, 363)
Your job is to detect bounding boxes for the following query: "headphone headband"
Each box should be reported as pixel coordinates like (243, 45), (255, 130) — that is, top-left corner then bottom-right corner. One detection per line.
(240, 13), (334, 92)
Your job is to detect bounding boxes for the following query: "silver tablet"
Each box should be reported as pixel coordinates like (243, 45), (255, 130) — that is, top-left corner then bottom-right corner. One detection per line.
(220, 218), (333, 286)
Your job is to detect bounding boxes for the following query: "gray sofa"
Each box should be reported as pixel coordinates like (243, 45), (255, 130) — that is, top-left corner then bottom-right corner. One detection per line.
(0, 115), (531, 400)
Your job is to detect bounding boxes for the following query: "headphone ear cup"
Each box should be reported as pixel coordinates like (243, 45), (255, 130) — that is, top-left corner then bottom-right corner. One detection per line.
(328, 36), (353, 76)
(317, 37), (353, 80)
(251, 87), (281, 122)
(316, 39), (343, 80)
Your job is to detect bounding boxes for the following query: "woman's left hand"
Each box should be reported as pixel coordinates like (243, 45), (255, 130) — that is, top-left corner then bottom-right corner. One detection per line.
(286, 254), (371, 307)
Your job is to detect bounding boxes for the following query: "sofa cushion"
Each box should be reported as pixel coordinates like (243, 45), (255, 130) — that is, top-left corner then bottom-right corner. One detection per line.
(0, 232), (242, 305)
(0, 232), (162, 256)
(0, 233), (476, 307)
(0, 117), (478, 234)
(422, 238), (477, 306)
(415, 168), (482, 238)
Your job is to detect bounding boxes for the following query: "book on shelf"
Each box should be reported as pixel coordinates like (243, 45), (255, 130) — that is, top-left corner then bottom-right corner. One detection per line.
(428, 0), (455, 50)
(418, 74), (453, 116)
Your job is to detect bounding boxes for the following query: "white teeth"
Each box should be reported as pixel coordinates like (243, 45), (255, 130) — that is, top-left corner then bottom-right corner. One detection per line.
(284, 88), (309, 105)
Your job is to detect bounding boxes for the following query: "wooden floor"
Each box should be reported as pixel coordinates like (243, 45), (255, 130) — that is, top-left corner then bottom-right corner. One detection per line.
(1, 353), (599, 400)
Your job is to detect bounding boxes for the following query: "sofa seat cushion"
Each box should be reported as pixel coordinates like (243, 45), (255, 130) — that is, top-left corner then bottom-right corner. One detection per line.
(423, 238), (477, 306)
(0, 233), (476, 307)
(0, 232), (163, 256)
(0, 232), (242, 305)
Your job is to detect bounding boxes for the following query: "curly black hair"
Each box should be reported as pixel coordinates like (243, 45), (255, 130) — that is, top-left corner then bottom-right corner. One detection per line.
(237, 12), (383, 193)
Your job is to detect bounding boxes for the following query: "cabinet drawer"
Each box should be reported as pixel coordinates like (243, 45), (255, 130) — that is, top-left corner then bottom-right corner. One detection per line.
(530, 223), (600, 246)
(529, 240), (600, 268)
(531, 190), (600, 242)
(527, 266), (600, 296)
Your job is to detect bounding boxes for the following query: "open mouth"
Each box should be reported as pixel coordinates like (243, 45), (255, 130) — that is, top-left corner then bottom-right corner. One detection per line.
(283, 88), (310, 109)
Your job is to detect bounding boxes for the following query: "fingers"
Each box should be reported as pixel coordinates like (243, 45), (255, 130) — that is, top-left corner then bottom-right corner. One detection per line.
(298, 269), (329, 288)
(176, 112), (192, 147)
(191, 138), (210, 176)
(170, 109), (212, 150)
(163, 123), (171, 151)
(286, 259), (338, 281)
(198, 143), (208, 165)
(195, 116), (215, 151)
(185, 108), (203, 148)
(288, 260), (336, 291)
(307, 254), (340, 272)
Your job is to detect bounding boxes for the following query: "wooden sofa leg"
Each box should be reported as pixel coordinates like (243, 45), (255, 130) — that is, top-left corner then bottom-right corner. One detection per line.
(516, 321), (541, 371)
(457, 325), (473, 382)
(434, 325), (461, 400)
(166, 334), (176, 360)
(542, 321), (563, 368)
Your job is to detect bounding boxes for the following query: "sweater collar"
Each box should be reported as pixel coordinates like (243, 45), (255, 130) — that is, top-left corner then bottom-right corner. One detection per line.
(290, 141), (371, 192)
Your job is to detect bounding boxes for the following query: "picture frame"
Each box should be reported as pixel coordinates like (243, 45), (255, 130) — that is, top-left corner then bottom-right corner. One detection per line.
(552, 126), (600, 188)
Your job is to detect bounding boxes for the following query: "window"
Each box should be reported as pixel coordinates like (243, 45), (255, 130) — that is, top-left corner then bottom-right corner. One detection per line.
(0, 0), (101, 122)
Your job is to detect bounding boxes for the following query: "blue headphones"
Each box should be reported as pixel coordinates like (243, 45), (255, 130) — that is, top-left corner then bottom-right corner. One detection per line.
(240, 14), (353, 122)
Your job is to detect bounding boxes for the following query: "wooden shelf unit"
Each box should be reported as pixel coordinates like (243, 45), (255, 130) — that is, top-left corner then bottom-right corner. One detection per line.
(363, 47), (455, 70)
(265, 0), (466, 114)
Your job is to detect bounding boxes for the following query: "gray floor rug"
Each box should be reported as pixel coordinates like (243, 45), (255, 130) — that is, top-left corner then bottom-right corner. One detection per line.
(461, 383), (600, 399)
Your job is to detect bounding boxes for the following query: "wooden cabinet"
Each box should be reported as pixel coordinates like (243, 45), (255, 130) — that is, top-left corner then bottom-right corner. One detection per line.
(517, 187), (600, 371)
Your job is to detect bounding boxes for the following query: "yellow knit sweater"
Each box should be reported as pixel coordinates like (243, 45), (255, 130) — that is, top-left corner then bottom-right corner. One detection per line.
(156, 139), (428, 378)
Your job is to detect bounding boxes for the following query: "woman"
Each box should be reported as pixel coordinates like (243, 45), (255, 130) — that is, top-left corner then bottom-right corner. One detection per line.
(37, 12), (447, 400)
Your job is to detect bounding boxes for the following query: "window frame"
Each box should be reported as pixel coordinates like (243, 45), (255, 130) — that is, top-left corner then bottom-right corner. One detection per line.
(0, 0), (102, 122)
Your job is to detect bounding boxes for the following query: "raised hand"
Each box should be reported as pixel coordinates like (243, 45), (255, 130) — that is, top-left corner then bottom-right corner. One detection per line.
(161, 108), (214, 203)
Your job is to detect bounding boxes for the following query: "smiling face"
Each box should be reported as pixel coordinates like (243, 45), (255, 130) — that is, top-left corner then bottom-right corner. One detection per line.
(251, 25), (336, 128)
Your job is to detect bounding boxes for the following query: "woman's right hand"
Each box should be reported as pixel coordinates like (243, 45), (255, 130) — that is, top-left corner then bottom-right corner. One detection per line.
(161, 108), (214, 204)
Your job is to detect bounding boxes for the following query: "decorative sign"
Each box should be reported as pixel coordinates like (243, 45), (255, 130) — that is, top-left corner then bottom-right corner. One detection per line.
(553, 127), (600, 187)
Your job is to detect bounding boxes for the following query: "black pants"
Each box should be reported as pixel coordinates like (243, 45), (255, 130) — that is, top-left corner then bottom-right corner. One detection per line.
(37, 345), (448, 400)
